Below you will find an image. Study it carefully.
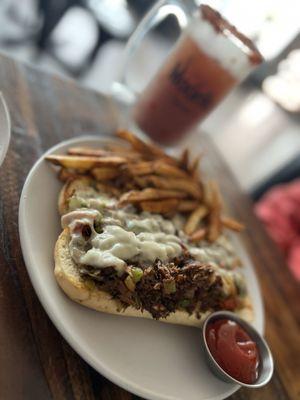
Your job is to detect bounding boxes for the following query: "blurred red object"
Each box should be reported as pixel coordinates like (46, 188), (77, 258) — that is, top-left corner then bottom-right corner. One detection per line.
(255, 179), (300, 280)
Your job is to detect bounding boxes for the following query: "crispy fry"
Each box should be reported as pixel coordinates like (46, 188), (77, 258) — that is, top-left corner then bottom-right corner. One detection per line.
(179, 148), (189, 170)
(67, 147), (110, 157)
(203, 180), (212, 205)
(189, 155), (202, 180)
(91, 167), (119, 181)
(145, 175), (202, 199)
(126, 160), (188, 179)
(132, 176), (148, 188)
(57, 168), (79, 182)
(104, 143), (143, 160)
(207, 181), (222, 242)
(189, 228), (207, 242)
(117, 130), (160, 155)
(184, 205), (208, 235)
(126, 162), (155, 176)
(140, 199), (179, 214)
(95, 183), (121, 197)
(177, 200), (199, 212)
(127, 184), (199, 211)
(221, 216), (244, 232)
(124, 182), (137, 191)
(104, 142), (129, 152)
(153, 161), (189, 179)
(116, 130), (177, 165)
(119, 188), (187, 204)
(50, 131), (242, 240)
(46, 154), (126, 170)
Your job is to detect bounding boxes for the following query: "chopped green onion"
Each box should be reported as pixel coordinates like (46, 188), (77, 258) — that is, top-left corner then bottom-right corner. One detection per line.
(125, 275), (135, 292)
(163, 280), (176, 294)
(179, 299), (190, 308)
(131, 267), (143, 283)
(85, 279), (96, 291)
(68, 196), (87, 210)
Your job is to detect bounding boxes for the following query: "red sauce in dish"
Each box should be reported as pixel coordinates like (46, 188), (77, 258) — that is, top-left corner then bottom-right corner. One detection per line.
(206, 319), (260, 384)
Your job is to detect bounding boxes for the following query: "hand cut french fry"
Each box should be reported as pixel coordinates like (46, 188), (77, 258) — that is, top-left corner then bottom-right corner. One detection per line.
(126, 162), (155, 176)
(202, 180), (213, 205)
(189, 155), (202, 180)
(117, 130), (162, 156)
(47, 129), (241, 243)
(179, 148), (189, 170)
(91, 167), (119, 181)
(58, 168), (79, 182)
(96, 183), (121, 197)
(184, 205), (208, 235)
(207, 181), (222, 242)
(189, 228), (207, 242)
(140, 199), (179, 214)
(45, 154), (126, 170)
(119, 188), (187, 204)
(67, 147), (110, 157)
(177, 200), (199, 212)
(221, 216), (244, 232)
(132, 174), (201, 198)
(104, 143), (142, 160)
(132, 176), (148, 188)
(189, 155), (201, 172)
(141, 175), (202, 199)
(146, 175), (202, 199)
(124, 182), (137, 191)
(153, 161), (189, 179)
(116, 130), (178, 165)
(126, 161), (189, 179)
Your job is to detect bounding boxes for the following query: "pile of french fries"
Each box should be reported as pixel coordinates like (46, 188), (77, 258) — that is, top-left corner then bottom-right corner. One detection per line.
(46, 130), (244, 242)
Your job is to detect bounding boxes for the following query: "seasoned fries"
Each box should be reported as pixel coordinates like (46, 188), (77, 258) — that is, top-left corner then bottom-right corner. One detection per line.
(125, 160), (189, 179)
(58, 168), (79, 182)
(189, 228), (207, 242)
(207, 181), (222, 242)
(179, 148), (189, 170)
(46, 154), (126, 170)
(145, 175), (202, 199)
(67, 147), (109, 157)
(95, 183), (121, 197)
(221, 216), (244, 232)
(91, 167), (119, 181)
(117, 130), (178, 165)
(125, 162), (155, 176)
(140, 199), (179, 214)
(46, 129), (244, 242)
(177, 200), (199, 212)
(120, 188), (187, 204)
(184, 205), (208, 235)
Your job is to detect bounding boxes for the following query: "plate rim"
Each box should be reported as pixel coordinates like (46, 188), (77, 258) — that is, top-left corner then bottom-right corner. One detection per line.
(19, 135), (263, 400)
(0, 92), (11, 167)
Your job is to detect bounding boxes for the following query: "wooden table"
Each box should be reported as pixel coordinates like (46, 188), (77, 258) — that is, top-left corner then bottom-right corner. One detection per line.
(0, 53), (299, 400)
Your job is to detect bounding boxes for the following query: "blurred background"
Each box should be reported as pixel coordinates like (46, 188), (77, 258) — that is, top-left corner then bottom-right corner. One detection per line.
(0, 0), (299, 278)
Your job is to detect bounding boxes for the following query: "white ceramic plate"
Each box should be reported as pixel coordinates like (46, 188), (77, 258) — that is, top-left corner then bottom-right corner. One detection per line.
(0, 93), (11, 167)
(19, 136), (264, 400)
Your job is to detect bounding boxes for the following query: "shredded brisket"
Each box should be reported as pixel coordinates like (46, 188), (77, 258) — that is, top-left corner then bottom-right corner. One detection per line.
(79, 257), (225, 319)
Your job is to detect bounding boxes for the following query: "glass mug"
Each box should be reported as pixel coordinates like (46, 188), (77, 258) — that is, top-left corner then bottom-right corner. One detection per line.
(111, 1), (263, 145)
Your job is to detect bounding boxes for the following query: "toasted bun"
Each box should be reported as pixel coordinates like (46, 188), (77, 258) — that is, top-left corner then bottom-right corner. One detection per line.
(54, 229), (253, 327)
(58, 176), (93, 215)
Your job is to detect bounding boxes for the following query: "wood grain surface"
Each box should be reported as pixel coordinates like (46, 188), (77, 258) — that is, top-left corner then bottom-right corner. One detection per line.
(0, 53), (299, 400)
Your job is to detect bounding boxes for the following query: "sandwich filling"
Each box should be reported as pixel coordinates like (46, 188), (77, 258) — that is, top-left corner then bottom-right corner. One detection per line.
(61, 187), (248, 319)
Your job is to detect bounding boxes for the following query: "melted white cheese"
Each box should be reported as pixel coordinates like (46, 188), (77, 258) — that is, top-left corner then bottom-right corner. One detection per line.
(64, 193), (241, 277)
(81, 224), (182, 274)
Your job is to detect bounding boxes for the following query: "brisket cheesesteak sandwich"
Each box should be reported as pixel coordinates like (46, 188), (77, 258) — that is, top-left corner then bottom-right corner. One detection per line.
(48, 131), (252, 327)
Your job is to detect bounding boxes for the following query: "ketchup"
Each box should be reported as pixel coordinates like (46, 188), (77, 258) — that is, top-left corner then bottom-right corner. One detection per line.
(206, 319), (260, 384)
